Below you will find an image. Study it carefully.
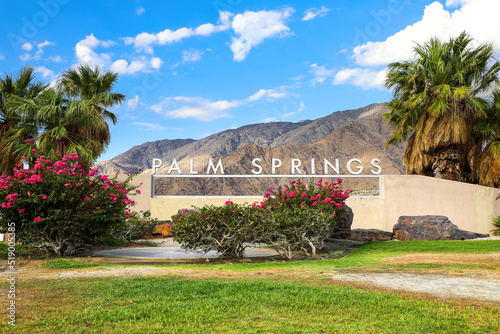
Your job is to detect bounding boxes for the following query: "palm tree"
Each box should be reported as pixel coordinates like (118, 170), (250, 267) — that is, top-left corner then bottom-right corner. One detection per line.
(385, 32), (500, 182)
(59, 65), (125, 160)
(0, 67), (45, 174)
(471, 91), (500, 187)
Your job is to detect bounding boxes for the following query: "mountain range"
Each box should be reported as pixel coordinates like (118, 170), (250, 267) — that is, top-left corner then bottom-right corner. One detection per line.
(96, 103), (406, 196)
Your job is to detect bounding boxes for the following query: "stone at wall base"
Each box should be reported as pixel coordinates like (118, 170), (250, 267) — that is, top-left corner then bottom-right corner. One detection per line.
(394, 215), (488, 241)
(337, 229), (394, 242)
(152, 221), (172, 238)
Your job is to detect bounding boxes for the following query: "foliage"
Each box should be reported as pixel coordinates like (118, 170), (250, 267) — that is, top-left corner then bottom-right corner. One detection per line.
(0, 151), (138, 257)
(0, 65), (124, 175)
(255, 178), (349, 258)
(171, 203), (263, 259)
(492, 216), (500, 236)
(109, 210), (158, 241)
(384, 31), (500, 185)
(172, 178), (350, 259)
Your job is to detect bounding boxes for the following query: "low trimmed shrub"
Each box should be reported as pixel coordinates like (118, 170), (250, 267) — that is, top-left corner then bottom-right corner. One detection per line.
(172, 202), (263, 258)
(255, 178), (350, 258)
(172, 178), (350, 259)
(0, 152), (138, 256)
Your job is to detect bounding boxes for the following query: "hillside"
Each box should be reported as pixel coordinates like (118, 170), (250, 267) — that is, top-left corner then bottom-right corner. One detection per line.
(97, 103), (405, 196)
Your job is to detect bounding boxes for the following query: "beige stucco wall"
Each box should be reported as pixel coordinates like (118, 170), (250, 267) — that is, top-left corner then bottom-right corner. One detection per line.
(347, 175), (500, 234)
(150, 197), (260, 220)
(144, 175), (499, 234)
(116, 173), (152, 213)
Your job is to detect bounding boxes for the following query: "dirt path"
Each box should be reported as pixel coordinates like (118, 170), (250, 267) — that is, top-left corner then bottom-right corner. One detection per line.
(2, 251), (498, 306)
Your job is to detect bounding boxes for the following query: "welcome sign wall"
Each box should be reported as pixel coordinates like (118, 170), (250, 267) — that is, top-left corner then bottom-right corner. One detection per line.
(151, 157), (383, 199)
(151, 158), (382, 176)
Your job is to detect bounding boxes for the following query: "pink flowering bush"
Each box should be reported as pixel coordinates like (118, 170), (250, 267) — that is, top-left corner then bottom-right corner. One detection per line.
(171, 202), (263, 259)
(255, 178), (350, 258)
(171, 178), (350, 259)
(0, 152), (137, 256)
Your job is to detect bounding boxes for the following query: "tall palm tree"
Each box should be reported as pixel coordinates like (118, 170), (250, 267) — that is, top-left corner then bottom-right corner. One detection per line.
(385, 32), (500, 182)
(59, 65), (125, 160)
(0, 67), (45, 175)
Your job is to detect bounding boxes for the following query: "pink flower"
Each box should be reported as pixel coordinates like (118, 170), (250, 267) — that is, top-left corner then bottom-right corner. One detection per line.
(135, 190), (141, 194)
(312, 202), (318, 207)
(96, 207), (100, 210)
(42, 195), (48, 199)
(225, 201), (233, 205)
(232, 211), (236, 214)
(34, 216), (43, 222)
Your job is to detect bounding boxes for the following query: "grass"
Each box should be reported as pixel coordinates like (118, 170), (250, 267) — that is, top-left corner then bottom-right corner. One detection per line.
(5, 276), (499, 333)
(2, 239), (499, 333)
(43, 258), (100, 270)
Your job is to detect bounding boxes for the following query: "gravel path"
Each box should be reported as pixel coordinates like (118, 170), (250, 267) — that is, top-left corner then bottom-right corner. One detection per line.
(330, 272), (500, 303)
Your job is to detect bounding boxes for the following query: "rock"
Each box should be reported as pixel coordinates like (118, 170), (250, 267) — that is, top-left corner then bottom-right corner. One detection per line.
(348, 229), (394, 242)
(337, 206), (354, 231)
(394, 216), (487, 240)
(458, 230), (489, 239)
(152, 221), (172, 238)
(332, 206), (354, 239)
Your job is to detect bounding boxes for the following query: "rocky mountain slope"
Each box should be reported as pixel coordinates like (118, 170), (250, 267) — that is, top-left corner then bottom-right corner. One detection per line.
(95, 102), (406, 196)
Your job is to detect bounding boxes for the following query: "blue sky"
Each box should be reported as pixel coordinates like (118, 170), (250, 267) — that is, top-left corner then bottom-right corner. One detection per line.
(1, 0), (499, 161)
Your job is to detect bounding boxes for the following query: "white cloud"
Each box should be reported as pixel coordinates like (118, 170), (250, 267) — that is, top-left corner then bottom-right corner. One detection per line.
(230, 8), (295, 61)
(21, 42), (33, 51)
(298, 101), (305, 112)
(48, 55), (63, 62)
(136, 7), (145, 15)
(445, 0), (471, 7)
(182, 49), (204, 62)
(125, 11), (231, 53)
(248, 88), (288, 102)
(35, 66), (56, 80)
(308, 63), (335, 84)
(150, 57), (163, 69)
(19, 40), (55, 61)
(132, 123), (168, 131)
(261, 117), (278, 123)
(302, 6), (330, 21)
(352, 0), (500, 67)
(151, 96), (239, 121)
(333, 68), (388, 90)
(148, 83), (295, 121)
(110, 58), (147, 75)
(126, 95), (143, 110)
(75, 34), (112, 68)
(0, 54), (4, 61)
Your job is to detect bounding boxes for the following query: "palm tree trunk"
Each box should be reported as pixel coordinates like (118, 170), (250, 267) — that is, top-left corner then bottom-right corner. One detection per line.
(431, 147), (461, 181)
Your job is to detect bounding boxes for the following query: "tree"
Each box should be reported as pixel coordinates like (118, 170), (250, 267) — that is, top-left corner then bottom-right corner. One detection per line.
(385, 32), (500, 183)
(0, 67), (45, 174)
(59, 65), (125, 160)
(0, 65), (125, 174)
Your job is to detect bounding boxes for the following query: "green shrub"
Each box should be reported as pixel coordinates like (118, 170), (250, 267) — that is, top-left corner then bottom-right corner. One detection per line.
(172, 178), (350, 259)
(0, 151), (138, 257)
(110, 210), (158, 241)
(255, 178), (349, 258)
(172, 202), (263, 258)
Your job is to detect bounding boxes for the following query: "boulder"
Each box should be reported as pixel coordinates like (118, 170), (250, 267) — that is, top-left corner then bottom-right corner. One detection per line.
(332, 206), (354, 239)
(348, 229), (394, 242)
(394, 216), (488, 241)
(152, 221), (173, 238)
(337, 206), (354, 231)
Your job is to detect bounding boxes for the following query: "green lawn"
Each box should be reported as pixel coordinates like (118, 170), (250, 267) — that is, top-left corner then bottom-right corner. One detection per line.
(1, 240), (499, 333)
